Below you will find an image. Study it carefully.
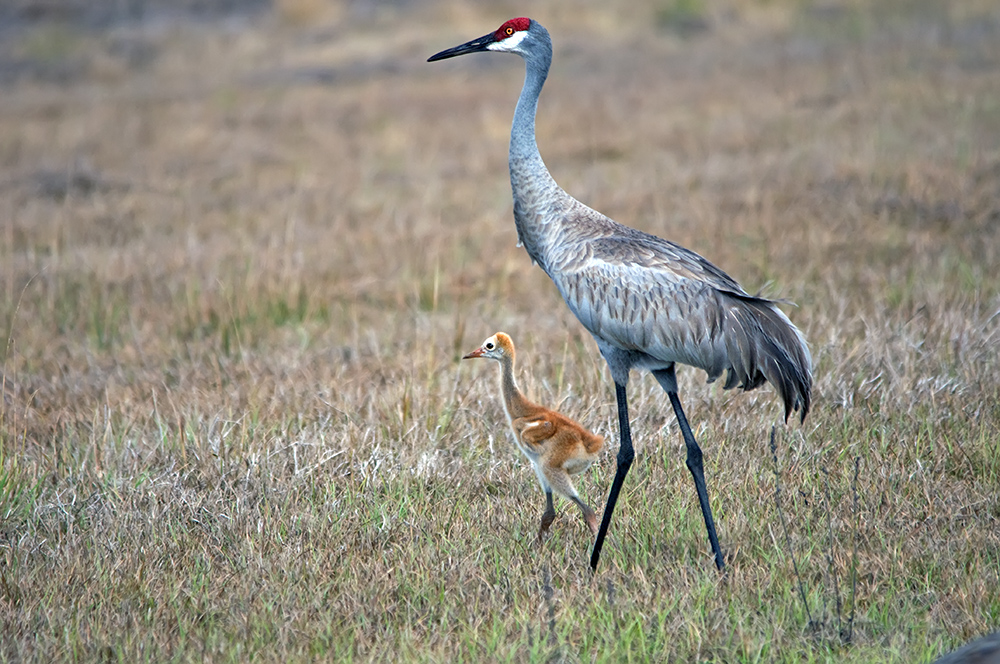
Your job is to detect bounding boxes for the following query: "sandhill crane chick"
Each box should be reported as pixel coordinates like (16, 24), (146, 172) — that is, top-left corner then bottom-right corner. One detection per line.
(463, 332), (604, 540)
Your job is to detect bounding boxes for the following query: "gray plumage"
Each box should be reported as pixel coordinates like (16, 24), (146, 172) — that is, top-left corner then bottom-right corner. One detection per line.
(931, 631), (1000, 664)
(430, 17), (812, 571)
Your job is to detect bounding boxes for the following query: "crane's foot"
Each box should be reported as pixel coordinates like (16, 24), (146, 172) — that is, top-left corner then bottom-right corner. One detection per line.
(568, 496), (599, 536)
(538, 509), (556, 544)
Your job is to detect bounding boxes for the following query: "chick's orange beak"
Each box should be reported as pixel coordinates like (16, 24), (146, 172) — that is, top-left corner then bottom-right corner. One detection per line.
(462, 347), (484, 360)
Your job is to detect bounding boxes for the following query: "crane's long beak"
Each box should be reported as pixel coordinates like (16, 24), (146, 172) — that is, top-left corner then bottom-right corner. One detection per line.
(462, 347), (484, 359)
(428, 32), (496, 62)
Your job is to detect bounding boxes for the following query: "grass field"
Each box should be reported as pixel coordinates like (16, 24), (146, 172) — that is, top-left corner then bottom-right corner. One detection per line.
(2, 0), (999, 661)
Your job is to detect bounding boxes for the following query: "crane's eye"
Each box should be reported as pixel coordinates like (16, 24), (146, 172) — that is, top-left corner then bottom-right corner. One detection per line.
(485, 342), (494, 350)
(505, 27), (514, 36)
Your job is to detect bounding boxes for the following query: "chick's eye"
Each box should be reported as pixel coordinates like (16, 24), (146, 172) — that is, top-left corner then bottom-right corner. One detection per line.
(485, 342), (494, 350)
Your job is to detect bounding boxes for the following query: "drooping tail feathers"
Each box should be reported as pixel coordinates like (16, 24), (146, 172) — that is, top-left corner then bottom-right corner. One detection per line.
(721, 293), (812, 423)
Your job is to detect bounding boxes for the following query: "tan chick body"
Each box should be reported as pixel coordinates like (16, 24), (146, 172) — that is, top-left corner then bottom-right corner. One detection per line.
(464, 332), (604, 539)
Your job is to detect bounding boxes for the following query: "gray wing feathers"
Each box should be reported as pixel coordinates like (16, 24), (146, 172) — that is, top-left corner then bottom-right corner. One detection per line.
(554, 233), (812, 423)
(560, 265), (729, 372)
(722, 294), (812, 422)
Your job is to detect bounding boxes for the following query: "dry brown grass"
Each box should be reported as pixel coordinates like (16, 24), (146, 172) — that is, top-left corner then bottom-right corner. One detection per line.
(1, 0), (999, 661)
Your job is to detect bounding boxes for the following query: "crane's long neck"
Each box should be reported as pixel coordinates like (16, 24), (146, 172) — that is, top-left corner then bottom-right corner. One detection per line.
(510, 53), (549, 165)
(508, 29), (563, 274)
(497, 354), (530, 420)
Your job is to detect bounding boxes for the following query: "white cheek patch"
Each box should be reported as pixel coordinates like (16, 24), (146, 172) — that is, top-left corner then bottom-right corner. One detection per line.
(487, 29), (528, 52)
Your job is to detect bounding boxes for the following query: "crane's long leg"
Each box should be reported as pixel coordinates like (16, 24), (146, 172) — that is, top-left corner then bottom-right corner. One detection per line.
(590, 382), (633, 570)
(666, 390), (725, 571)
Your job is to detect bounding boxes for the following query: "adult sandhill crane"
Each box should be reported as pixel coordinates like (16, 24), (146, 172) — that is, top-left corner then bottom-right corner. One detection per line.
(464, 332), (605, 541)
(430, 18), (811, 571)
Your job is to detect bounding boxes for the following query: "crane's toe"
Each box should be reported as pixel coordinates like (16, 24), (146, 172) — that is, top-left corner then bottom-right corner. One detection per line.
(538, 509), (556, 543)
